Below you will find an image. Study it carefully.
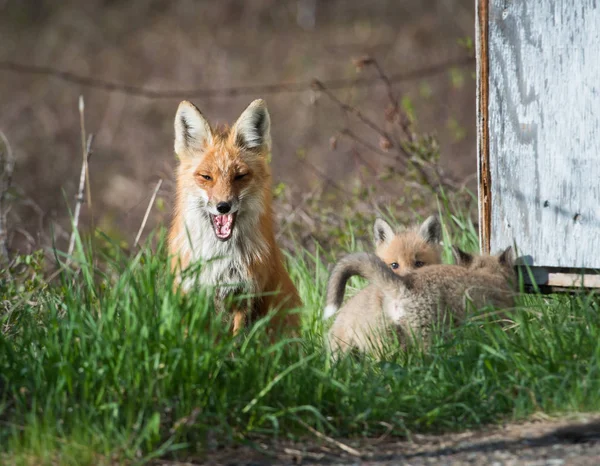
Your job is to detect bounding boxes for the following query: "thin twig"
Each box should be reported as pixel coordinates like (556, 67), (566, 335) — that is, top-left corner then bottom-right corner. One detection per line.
(312, 79), (393, 144)
(300, 159), (351, 195)
(340, 128), (392, 158)
(409, 154), (462, 191)
(282, 448), (325, 461)
(0, 130), (14, 264)
(339, 129), (413, 180)
(367, 422), (395, 445)
(13, 227), (36, 248)
(296, 419), (362, 457)
(372, 59), (398, 108)
(134, 179), (163, 248)
(354, 56), (399, 110)
(275, 185), (321, 241)
(67, 133), (94, 262)
(0, 57), (474, 99)
(366, 57), (414, 139)
(351, 148), (378, 176)
(78, 96), (93, 223)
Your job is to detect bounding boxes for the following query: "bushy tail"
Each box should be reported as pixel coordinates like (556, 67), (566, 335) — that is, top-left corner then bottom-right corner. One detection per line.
(322, 252), (407, 320)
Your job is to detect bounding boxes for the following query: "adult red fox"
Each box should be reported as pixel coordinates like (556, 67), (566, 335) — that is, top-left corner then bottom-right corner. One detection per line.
(168, 99), (301, 335)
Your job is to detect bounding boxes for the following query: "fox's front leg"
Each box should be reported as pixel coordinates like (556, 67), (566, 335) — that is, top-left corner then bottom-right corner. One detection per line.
(217, 292), (251, 335)
(214, 295), (243, 334)
(232, 309), (246, 335)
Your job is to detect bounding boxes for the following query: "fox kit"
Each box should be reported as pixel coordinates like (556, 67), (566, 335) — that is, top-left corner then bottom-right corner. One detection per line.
(168, 99), (301, 334)
(326, 247), (516, 353)
(324, 215), (442, 355)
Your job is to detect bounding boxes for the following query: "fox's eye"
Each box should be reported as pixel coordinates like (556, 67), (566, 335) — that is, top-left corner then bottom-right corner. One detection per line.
(390, 262), (399, 270)
(235, 173), (248, 181)
(414, 260), (425, 268)
(200, 174), (212, 181)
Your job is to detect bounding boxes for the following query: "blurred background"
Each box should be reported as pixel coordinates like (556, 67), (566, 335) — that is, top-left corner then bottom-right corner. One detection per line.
(0, 0), (476, 255)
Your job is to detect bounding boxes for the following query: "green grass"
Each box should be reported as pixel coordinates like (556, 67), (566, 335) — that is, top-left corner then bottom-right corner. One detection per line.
(1, 209), (600, 465)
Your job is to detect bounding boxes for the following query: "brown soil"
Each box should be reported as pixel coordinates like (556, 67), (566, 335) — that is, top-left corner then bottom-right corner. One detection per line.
(157, 414), (600, 466)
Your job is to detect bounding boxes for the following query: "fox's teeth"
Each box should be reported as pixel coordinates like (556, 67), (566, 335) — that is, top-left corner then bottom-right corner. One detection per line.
(214, 214), (233, 226)
(211, 213), (236, 240)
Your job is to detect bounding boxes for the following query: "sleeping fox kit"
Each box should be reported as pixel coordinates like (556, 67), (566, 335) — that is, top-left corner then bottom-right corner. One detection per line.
(326, 245), (517, 356)
(324, 215), (443, 355)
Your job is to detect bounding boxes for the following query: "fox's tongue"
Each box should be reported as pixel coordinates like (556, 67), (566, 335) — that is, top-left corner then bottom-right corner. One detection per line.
(213, 214), (234, 238)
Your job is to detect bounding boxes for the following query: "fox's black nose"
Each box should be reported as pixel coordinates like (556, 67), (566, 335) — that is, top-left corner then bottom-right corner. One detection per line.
(216, 202), (231, 214)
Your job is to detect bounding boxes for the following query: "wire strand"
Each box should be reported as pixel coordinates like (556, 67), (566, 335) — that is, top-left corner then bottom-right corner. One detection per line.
(0, 56), (474, 99)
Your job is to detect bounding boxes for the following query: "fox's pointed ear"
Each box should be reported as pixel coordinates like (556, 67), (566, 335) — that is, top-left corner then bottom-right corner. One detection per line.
(452, 246), (473, 266)
(498, 246), (514, 267)
(232, 99), (271, 151)
(174, 101), (212, 156)
(374, 218), (394, 246)
(418, 215), (441, 244)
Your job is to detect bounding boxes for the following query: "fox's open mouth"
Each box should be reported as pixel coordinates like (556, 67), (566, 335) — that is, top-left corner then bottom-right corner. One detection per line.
(210, 213), (237, 241)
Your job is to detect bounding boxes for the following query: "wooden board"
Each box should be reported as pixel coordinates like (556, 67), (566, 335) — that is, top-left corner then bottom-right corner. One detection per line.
(477, 0), (600, 272)
(520, 267), (600, 290)
(476, 0), (491, 255)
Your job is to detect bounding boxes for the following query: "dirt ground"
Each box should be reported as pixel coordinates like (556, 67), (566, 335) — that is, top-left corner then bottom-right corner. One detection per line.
(155, 414), (600, 466)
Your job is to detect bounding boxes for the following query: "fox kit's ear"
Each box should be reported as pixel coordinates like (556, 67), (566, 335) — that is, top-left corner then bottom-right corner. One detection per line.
(418, 215), (442, 244)
(498, 246), (514, 267)
(452, 246), (473, 266)
(232, 99), (271, 150)
(174, 101), (212, 156)
(374, 218), (394, 246)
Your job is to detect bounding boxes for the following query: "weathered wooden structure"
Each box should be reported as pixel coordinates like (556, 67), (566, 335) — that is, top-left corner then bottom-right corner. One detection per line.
(476, 0), (600, 289)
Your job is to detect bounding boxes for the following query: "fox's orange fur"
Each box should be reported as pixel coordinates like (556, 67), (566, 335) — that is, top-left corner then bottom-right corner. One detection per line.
(168, 99), (301, 335)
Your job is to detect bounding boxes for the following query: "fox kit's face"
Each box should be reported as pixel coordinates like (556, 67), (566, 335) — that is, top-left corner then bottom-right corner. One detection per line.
(453, 246), (516, 281)
(373, 216), (442, 274)
(174, 100), (271, 241)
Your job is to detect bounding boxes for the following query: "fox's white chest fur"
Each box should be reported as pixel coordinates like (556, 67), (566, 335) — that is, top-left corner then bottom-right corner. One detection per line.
(176, 193), (268, 297)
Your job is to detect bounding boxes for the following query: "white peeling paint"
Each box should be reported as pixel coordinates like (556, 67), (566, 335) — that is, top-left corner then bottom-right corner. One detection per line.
(485, 0), (600, 269)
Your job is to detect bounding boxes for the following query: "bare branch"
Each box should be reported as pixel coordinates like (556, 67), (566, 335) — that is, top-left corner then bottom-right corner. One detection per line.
(351, 148), (378, 175)
(299, 159), (352, 196)
(296, 418), (362, 457)
(275, 185), (321, 242)
(365, 57), (414, 140)
(339, 129), (392, 158)
(312, 79), (393, 143)
(0, 131), (15, 264)
(134, 179), (163, 249)
(354, 56), (399, 109)
(408, 152), (463, 192)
